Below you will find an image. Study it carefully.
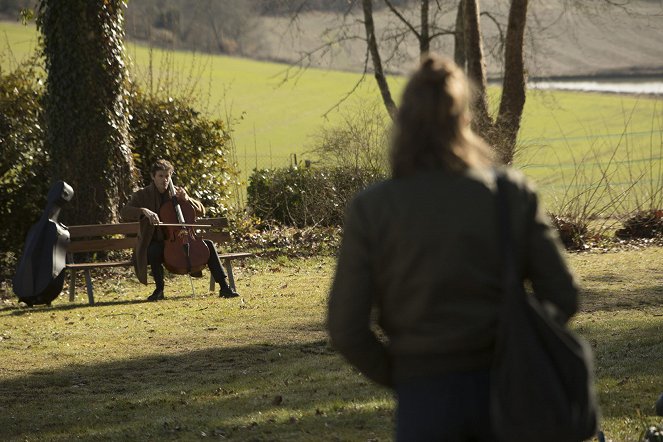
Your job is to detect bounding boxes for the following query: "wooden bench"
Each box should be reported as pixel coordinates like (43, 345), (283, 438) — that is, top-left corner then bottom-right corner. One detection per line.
(66, 217), (252, 304)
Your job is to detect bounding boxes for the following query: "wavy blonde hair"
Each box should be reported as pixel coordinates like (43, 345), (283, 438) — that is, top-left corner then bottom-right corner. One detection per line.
(390, 54), (494, 178)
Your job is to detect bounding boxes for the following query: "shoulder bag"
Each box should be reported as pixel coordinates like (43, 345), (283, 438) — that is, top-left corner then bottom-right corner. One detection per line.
(490, 171), (600, 442)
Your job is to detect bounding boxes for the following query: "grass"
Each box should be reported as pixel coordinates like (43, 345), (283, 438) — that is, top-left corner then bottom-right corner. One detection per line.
(1, 20), (661, 212)
(0, 247), (662, 441)
(0, 256), (393, 441)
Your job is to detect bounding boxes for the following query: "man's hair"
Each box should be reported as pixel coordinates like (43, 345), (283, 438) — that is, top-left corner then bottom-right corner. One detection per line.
(390, 54), (494, 178)
(151, 159), (174, 176)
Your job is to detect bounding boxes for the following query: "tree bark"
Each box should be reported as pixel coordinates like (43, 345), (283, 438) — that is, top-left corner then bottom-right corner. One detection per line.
(362, 0), (398, 119)
(420, 0), (430, 57)
(208, 0), (227, 53)
(463, 0), (493, 137)
(462, 0), (529, 164)
(38, 0), (137, 224)
(495, 0), (528, 164)
(454, 0), (467, 69)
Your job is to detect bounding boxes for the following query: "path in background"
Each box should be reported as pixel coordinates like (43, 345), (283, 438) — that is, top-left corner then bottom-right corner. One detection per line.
(529, 79), (663, 96)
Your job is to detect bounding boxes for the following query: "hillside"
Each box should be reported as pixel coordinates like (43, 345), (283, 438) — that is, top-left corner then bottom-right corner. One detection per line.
(3, 0), (661, 78)
(253, 0), (663, 79)
(0, 12), (660, 211)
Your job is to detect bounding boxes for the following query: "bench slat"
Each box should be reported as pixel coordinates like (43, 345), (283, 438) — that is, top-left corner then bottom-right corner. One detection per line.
(67, 223), (139, 237)
(68, 220), (222, 238)
(197, 217), (229, 228)
(67, 237), (137, 253)
(201, 231), (231, 243)
(67, 260), (133, 270)
(219, 252), (253, 259)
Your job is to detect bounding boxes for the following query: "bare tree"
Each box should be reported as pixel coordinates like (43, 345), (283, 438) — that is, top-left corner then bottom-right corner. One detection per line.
(464, 0), (528, 164)
(494, 0), (528, 164)
(362, 0), (397, 118)
(281, 0), (530, 163)
(360, 0), (528, 163)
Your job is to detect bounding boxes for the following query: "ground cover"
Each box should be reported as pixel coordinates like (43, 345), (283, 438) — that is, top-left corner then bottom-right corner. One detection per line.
(0, 247), (662, 441)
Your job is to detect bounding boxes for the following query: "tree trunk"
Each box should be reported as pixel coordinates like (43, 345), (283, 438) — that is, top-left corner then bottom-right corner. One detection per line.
(463, 0), (529, 164)
(495, 0), (529, 164)
(208, 0), (226, 53)
(362, 0), (398, 120)
(38, 0), (136, 224)
(463, 0), (493, 137)
(454, 0), (467, 69)
(420, 0), (430, 57)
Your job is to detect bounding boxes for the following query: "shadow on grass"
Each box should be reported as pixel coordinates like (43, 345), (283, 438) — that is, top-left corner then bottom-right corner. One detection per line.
(577, 317), (663, 420)
(579, 283), (663, 313)
(1, 298), (150, 316)
(0, 340), (393, 441)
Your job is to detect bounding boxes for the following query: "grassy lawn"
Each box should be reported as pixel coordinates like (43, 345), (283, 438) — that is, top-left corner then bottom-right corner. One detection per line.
(2, 21), (661, 212)
(1, 247), (662, 441)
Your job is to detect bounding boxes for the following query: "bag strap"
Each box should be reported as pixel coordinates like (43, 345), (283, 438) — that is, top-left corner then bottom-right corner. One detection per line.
(495, 170), (520, 298)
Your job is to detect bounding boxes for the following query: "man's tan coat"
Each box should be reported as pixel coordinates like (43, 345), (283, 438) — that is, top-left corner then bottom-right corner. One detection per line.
(120, 183), (205, 284)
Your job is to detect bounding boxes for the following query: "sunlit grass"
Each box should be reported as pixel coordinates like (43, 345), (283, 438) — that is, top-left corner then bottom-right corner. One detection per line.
(1, 249), (662, 441)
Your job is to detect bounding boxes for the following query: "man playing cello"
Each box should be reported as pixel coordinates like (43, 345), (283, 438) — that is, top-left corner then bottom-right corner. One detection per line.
(121, 159), (239, 301)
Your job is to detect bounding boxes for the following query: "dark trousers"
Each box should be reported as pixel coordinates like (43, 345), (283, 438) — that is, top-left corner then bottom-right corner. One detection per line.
(395, 370), (497, 442)
(147, 239), (227, 290)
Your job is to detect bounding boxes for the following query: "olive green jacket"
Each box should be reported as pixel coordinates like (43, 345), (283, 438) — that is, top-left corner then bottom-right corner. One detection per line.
(327, 167), (578, 387)
(120, 183), (205, 284)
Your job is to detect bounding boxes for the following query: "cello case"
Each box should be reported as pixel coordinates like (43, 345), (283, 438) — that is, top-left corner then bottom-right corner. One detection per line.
(12, 181), (74, 306)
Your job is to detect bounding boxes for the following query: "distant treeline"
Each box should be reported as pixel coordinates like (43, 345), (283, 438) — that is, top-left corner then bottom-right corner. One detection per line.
(0, 0), (411, 57)
(252, 0), (411, 14)
(123, 0), (411, 55)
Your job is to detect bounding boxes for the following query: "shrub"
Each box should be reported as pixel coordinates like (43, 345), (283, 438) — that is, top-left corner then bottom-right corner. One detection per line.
(129, 89), (236, 216)
(548, 213), (589, 251)
(225, 211), (341, 257)
(616, 210), (663, 239)
(247, 166), (386, 227)
(309, 99), (390, 174)
(0, 58), (49, 279)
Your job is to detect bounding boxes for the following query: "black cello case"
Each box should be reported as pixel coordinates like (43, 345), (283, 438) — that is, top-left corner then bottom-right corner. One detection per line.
(13, 181), (74, 306)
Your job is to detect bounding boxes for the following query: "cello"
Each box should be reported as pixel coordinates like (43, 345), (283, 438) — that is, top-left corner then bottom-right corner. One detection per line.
(158, 178), (210, 277)
(13, 181), (74, 306)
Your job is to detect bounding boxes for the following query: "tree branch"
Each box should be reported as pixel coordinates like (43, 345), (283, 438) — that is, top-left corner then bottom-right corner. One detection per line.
(273, 34), (365, 86)
(363, 0), (398, 119)
(429, 30), (456, 39)
(322, 47), (371, 119)
(382, 0), (421, 38)
(480, 11), (505, 46)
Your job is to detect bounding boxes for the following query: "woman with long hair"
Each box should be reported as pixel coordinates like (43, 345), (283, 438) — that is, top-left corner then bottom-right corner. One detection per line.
(327, 55), (578, 441)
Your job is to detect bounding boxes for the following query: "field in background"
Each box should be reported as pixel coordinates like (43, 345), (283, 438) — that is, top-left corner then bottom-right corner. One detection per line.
(2, 21), (661, 212)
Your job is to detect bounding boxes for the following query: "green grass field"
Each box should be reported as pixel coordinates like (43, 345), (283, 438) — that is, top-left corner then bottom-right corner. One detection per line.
(0, 249), (662, 441)
(1, 20), (661, 212)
